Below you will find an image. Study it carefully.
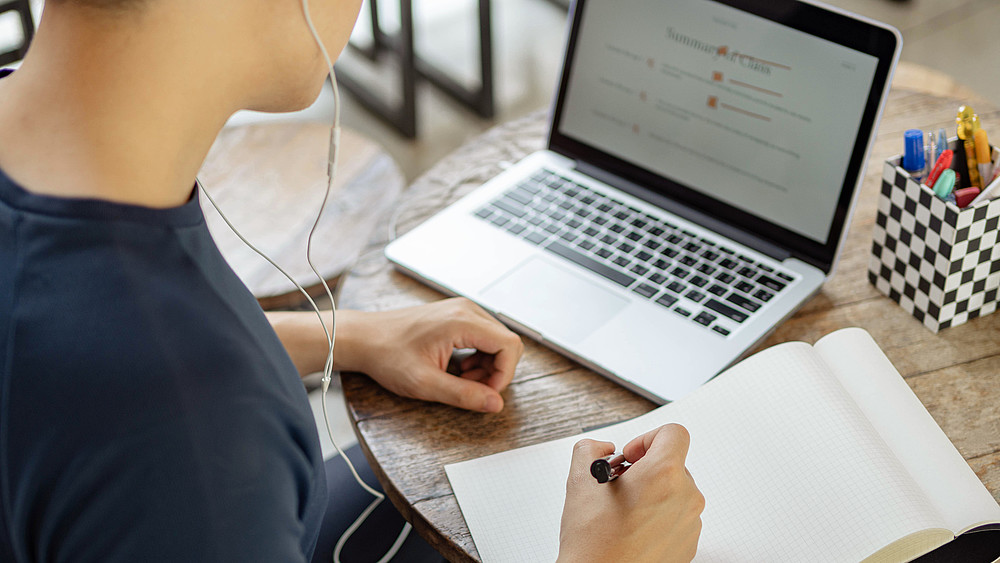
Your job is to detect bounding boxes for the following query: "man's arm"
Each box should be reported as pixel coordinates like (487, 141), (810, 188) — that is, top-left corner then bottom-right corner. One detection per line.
(267, 298), (524, 413)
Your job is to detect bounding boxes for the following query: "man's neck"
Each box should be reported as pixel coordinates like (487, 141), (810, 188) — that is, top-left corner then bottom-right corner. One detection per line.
(0, 7), (239, 208)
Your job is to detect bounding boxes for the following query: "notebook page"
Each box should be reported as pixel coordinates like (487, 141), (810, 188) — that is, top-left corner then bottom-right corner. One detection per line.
(815, 328), (1000, 533)
(447, 341), (942, 563)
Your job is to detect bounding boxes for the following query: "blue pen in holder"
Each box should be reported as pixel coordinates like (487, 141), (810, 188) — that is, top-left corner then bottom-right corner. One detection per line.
(869, 139), (1000, 332)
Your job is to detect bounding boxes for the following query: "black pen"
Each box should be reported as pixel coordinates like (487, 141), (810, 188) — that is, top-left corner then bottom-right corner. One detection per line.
(590, 453), (631, 483)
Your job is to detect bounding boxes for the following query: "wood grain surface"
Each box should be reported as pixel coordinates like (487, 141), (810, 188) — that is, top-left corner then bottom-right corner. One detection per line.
(337, 63), (1000, 561)
(198, 122), (404, 309)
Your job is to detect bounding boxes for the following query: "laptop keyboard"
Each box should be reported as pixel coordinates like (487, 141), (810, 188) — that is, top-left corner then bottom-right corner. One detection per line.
(472, 168), (797, 337)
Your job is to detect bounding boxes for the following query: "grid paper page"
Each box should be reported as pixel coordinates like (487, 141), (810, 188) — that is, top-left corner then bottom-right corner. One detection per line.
(446, 339), (945, 562)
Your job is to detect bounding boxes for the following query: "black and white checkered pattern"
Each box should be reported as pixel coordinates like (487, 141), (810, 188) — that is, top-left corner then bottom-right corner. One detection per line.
(869, 152), (1000, 332)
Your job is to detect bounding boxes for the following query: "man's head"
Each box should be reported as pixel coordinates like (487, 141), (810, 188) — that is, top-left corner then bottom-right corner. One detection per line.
(37, 0), (363, 113)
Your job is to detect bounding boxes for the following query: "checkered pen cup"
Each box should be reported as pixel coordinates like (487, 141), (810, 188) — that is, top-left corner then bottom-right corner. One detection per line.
(869, 141), (1000, 332)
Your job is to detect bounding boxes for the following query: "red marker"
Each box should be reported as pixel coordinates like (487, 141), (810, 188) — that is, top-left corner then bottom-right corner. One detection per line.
(926, 149), (953, 189)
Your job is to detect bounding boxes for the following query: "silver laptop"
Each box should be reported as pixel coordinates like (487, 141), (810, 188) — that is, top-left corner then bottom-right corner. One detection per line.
(386, 0), (900, 402)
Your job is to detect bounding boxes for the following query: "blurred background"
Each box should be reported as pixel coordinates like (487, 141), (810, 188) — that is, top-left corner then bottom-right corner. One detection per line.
(4, 0), (998, 182)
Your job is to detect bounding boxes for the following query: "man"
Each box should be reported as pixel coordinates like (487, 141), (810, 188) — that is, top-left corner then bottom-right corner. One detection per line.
(0, 0), (704, 561)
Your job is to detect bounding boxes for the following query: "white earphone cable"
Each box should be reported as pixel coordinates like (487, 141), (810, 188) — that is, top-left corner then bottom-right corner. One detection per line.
(199, 3), (411, 561)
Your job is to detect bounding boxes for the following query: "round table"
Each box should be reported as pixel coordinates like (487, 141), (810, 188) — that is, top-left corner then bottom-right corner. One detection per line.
(337, 64), (1000, 561)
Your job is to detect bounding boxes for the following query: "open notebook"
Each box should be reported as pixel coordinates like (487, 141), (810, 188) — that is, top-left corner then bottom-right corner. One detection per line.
(446, 329), (1000, 562)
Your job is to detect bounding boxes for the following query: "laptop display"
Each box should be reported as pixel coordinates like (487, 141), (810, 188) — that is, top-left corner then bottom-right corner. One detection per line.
(550, 0), (898, 271)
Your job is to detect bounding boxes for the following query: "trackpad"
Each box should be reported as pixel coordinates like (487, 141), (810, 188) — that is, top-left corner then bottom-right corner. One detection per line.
(481, 257), (629, 345)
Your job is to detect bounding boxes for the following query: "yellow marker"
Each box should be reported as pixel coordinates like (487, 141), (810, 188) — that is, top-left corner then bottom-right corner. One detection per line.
(974, 128), (993, 189)
(956, 106), (982, 189)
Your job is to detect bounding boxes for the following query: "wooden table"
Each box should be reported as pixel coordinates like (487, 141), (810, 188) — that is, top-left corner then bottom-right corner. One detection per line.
(198, 122), (403, 310)
(337, 64), (1000, 561)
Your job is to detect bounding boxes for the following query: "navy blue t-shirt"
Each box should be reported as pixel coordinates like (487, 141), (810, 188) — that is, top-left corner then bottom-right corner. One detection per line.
(0, 166), (327, 561)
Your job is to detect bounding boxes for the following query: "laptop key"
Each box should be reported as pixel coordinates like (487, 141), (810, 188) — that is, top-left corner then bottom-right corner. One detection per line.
(686, 289), (706, 303)
(633, 283), (658, 299)
(618, 242), (635, 254)
(578, 240), (596, 251)
(475, 207), (491, 219)
(507, 223), (527, 236)
(525, 232), (548, 245)
(738, 266), (757, 278)
(707, 284), (727, 296)
(735, 280), (755, 293)
(613, 256), (631, 268)
(705, 299), (748, 323)
(507, 189), (534, 205)
(690, 275), (708, 288)
(653, 259), (671, 270)
(655, 293), (678, 308)
(720, 258), (740, 270)
(671, 266), (690, 279)
(546, 241), (636, 288)
(631, 264), (649, 276)
(777, 271), (795, 282)
(712, 325), (731, 337)
(694, 312), (716, 326)
(635, 250), (653, 262)
(673, 307), (692, 318)
(757, 274), (787, 292)
(727, 293), (761, 313)
(493, 198), (527, 218)
(716, 272), (736, 284)
(754, 289), (774, 302)
(649, 273), (669, 285)
(667, 281), (685, 294)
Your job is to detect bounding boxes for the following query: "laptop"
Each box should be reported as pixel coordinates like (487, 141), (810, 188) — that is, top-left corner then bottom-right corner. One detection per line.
(386, 0), (900, 403)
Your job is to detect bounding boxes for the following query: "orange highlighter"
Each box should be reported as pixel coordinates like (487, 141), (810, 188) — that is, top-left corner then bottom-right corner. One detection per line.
(974, 128), (993, 188)
(956, 106), (982, 189)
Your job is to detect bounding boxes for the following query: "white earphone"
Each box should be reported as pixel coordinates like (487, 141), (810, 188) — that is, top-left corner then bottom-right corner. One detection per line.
(199, 2), (412, 561)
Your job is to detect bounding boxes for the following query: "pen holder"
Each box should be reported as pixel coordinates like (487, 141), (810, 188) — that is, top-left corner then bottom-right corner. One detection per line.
(868, 140), (1000, 332)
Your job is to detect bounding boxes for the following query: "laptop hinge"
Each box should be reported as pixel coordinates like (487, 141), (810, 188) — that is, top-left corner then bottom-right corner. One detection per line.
(574, 161), (791, 262)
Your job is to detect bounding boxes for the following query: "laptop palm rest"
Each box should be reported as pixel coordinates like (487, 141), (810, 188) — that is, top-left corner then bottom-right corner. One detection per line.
(481, 257), (629, 345)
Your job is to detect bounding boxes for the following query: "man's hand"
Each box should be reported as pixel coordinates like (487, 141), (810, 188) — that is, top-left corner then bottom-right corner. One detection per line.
(557, 424), (704, 563)
(333, 298), (524, 413)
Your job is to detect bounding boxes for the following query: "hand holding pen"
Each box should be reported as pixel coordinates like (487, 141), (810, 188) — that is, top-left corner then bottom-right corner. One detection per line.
(557, 424), (705, 563)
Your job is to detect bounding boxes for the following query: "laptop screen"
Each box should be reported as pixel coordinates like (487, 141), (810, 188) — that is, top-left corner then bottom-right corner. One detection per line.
(549, 0), (899, 271)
